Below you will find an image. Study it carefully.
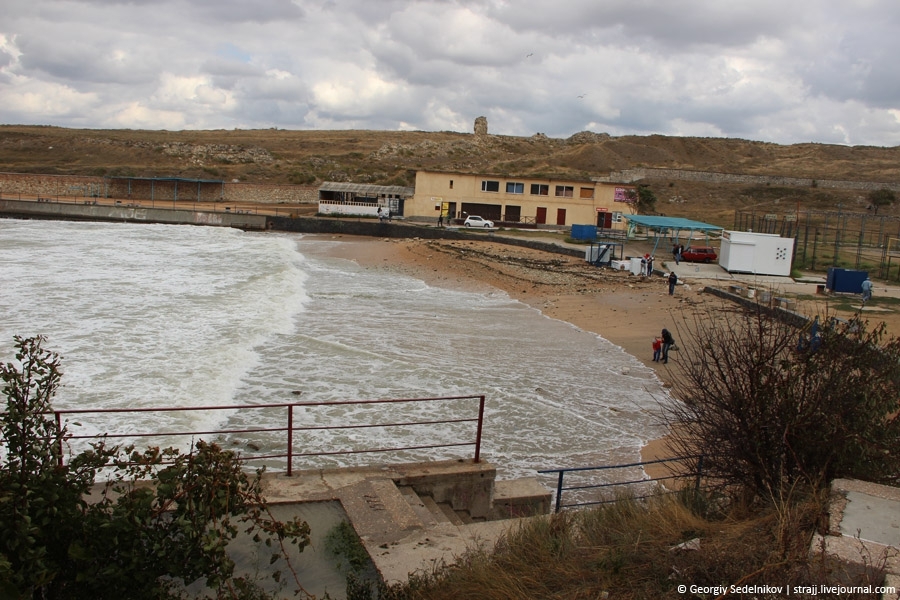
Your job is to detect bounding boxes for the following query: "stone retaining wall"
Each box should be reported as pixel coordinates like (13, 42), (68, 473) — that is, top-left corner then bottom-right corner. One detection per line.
(595, 168), (900, 192)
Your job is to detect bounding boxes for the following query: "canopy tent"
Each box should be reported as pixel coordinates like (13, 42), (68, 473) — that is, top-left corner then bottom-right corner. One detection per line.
(624, 215), (724, 256)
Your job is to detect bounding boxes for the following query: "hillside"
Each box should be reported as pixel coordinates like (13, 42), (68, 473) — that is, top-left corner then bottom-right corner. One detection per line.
(2, 125), (899, 228)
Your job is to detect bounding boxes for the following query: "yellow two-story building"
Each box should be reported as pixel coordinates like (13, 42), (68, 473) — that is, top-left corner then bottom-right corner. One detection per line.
(406, 170), (635, 229)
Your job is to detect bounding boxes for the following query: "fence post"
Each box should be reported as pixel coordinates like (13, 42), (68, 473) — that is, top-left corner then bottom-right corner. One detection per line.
(555, 471), (564, 513)
(287, 405), (294, 477)
(474, 395), (485, 463)
(55, 411), (64, 467)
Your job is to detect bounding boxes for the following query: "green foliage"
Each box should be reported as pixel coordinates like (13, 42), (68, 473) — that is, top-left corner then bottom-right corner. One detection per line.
(666, 306), (900, 501)
(625, 184), (657, 214)
(324, 520), (370, 575)
(0, 336), (311, 599)
(867, 187), (896, 214)
(288, 170), (316, 185)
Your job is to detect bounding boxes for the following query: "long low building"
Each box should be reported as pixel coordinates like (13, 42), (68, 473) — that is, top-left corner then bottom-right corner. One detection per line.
(406, 169), (636, 229)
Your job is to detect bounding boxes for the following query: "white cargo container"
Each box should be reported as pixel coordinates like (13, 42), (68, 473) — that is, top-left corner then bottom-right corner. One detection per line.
(719, 231), (794, 276)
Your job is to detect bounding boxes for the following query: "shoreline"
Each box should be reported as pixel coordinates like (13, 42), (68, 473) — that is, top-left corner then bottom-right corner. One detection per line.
(316, 234), (688, 472)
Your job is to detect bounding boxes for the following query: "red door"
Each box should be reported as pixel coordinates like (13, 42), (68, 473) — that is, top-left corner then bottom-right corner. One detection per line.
(556, 209), (566, 226)
(596, 212), (612, 228)
(536, 207), (547, 224)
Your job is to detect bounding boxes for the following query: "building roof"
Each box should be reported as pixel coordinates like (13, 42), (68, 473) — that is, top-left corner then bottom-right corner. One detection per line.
(414, 169), (601, 184)
(319, 182), (415, 197)
(624, 215), (723, 232)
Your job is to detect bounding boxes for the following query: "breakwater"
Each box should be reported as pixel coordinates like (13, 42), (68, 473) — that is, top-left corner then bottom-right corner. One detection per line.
(0, 198), (267, 230)
(0, 198), (585, 258)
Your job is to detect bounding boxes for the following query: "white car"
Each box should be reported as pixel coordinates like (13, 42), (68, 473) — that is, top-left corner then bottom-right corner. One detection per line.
(464, 215), (494, 228)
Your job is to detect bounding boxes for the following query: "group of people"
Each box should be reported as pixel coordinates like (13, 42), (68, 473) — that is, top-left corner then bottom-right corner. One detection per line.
(377, 207), (392, 222)
(640, 254), (655, 276)
(652, 328), (676, 364)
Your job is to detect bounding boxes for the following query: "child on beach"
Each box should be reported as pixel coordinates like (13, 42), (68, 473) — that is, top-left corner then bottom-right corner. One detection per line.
(652, 337), (662, 362)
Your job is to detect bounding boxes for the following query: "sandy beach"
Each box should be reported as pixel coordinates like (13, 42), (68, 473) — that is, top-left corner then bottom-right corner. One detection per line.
(319, 234), (709, 467)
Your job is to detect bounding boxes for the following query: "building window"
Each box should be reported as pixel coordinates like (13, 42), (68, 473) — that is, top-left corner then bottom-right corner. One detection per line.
(555, 185), (574, 197)
(482, 180), (500, 192)
(580, 187), (594, 199)
(449, 180), (454, 189)
(530, 184), (549, 196)
(612, 211), (624, 223)
(506, 182), (524, 194)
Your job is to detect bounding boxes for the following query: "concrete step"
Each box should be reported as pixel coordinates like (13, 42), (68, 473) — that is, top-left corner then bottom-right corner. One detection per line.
(432, 499), (466, 526)
(336, 478), (424, 547)
(397, 485), (441, 527)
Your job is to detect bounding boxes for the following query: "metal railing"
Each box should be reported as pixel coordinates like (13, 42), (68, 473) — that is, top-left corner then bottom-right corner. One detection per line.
(538, 455), (704, 512)
(48, 395), (486, 476)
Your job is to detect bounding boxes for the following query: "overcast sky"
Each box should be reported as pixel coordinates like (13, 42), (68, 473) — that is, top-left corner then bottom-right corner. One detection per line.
(2, 0), (899, 146)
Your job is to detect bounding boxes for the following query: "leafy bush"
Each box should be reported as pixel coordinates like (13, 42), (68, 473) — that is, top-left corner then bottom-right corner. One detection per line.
(664, 305), (900, 501)
(0, 336), (311, 599)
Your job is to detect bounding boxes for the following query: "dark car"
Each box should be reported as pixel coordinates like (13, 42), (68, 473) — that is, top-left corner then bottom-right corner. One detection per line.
(681, 246), (718, 263)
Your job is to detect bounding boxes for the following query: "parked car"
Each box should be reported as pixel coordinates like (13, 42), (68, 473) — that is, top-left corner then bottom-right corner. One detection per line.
(464, 215), (494, 228)
(681, 246), (718, 263)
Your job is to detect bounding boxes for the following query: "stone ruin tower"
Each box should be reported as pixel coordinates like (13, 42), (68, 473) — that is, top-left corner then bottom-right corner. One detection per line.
(474, 116), (488, 136)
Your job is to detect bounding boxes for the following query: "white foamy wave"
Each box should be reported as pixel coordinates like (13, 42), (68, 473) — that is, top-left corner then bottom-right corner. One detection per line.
(0, 221), (671, 479)
(0, 221), (309, 444)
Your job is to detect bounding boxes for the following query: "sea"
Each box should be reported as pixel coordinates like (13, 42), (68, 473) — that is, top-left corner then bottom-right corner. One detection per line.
(0, 218), (671, 483)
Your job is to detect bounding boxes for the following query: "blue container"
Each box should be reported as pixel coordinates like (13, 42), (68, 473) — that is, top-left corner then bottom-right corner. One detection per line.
(571, 224), (597, 241)
(826, 268), (868, 293)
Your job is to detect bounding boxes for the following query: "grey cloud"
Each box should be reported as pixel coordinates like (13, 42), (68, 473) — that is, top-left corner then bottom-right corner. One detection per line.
(479, 0), (800, 49)
(16, 33), (161, 86)
(2, 0), (900, 145)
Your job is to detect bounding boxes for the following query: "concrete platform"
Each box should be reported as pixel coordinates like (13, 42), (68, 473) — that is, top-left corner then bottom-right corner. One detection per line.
(258, 459), (552, 589)
(812, 479), (900, 598)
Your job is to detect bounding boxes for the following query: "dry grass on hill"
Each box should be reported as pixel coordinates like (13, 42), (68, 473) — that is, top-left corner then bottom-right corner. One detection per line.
(3, 125), (900, 229)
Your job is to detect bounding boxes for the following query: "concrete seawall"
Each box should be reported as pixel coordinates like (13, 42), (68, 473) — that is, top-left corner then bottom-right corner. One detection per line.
(0, 198), (268, 230)
(0, 200), (587, 260)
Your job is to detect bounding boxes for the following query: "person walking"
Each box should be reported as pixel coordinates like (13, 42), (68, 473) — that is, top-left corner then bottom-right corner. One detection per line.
(437, 213), (443, 227)
(668, 271), (678, 295)
(861, 277), (873, 302)
(660, 328), (675, 364)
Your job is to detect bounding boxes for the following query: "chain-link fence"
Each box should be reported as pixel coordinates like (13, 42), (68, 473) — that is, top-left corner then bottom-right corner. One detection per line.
(734, 209), (900, 281)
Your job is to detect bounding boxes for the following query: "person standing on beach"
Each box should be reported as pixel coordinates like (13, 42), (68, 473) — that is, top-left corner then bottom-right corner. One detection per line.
(668, 271), (678, 295)
(660, 328), (675, 364)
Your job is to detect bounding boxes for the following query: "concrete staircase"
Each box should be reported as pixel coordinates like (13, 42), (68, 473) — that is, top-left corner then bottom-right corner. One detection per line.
(260, 459), (552, 586)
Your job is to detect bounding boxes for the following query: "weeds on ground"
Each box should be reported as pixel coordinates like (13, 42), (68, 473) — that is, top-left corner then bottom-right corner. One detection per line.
(373, 489), (886, 600)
